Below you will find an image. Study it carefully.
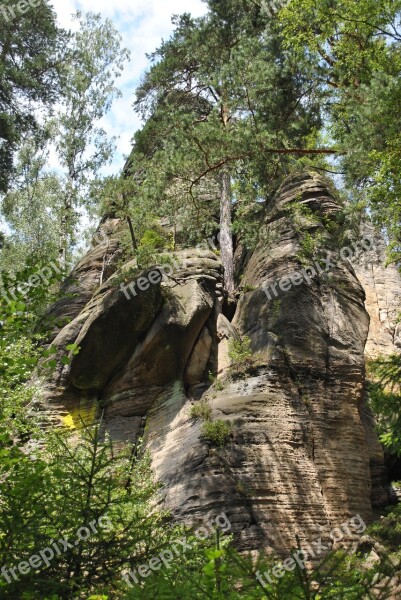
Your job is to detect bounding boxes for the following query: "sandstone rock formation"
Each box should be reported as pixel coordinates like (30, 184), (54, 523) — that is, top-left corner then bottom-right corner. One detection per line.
(352, 223), (401, 359)
(34, 172), (399, 557)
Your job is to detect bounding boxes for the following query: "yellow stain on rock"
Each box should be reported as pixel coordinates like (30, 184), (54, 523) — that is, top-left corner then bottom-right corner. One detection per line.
(61, 402), (98, 429)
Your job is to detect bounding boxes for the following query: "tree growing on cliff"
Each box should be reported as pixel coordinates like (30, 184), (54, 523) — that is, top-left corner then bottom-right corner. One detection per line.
(132, 2), (329, 294)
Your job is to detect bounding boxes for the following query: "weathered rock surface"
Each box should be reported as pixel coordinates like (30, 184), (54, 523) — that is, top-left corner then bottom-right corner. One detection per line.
(35, 172), (397, 557)
(42, 216), (125, 341)
(142, 173), (386, 555)
(352, 223), (401, 359)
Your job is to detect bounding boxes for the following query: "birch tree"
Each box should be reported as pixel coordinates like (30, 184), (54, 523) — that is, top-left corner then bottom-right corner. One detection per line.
(55, 12), (129, 268)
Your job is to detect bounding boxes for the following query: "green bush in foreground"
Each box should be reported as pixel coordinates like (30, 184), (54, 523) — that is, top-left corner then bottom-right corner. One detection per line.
(0, 423), (170, 600)
(121, 535), (399, 600)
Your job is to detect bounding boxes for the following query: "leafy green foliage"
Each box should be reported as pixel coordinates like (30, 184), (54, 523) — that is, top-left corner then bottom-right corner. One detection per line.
(1, 3), (401, 599)
(271, 299), (282, 319)
(0, 259), (64, 324)
(0, 261), (77, 442)
(285, 200), (326, 262)
(0, 267), (171, 599)
(128, 1), (325, 291)
(134, 227), (174, 270)
(281, 0), (401, 263)
(0, 424), (170, 599)
(53, 11), (130, 268)
(121, 529), (400, 599)
(0, 132), (64, 271)
(369, 355), (401, 390)
(369, 504), (401, 558)
(298, 232), (324, 262)
(228, 335), (254, 378)
(0, 334), (40, 442)
(201, 420), (232, 447)
(368, 355), (401, 456)
(0, 11), (130, 270)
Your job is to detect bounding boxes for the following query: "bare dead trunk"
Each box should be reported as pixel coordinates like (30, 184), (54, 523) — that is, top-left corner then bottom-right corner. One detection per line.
(220, 167), (235, 295)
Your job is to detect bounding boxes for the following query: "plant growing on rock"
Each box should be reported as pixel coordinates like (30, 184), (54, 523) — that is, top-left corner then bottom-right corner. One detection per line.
(214, 379), (225, 391)
(241, 283), (257, 293)
(201, 419), (232, 447)
(190, 401), (212, 422)
(271, 299), (282, 319)
(228, 335), (254, 378)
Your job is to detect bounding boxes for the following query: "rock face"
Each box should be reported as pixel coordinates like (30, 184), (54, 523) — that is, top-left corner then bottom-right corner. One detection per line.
(352, 223), (401, 359)
(36, 172), (397, 557)
(42, 216), (125, 342)
(351, 223), (401, 506)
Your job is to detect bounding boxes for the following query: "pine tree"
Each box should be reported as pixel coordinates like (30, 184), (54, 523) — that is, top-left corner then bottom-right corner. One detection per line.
(132, 3), (331, 294)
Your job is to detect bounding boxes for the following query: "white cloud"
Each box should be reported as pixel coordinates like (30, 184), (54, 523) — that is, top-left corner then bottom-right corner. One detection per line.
(50, 0), (208, 173)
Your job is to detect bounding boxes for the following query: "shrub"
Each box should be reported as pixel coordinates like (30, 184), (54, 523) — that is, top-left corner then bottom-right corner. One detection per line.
(140, 229), (169, 250)
(228, 335), (253, 377)
(190, 402), (212, 422)
(368, 354), (401, 456)
(298, 230), (325, 262)
(122, 533), (400, 600)
(369, 503), (401, 555)
(120, 224), (174, 270)
(0, 423), (169, 599)
(201, 420), (232, 447)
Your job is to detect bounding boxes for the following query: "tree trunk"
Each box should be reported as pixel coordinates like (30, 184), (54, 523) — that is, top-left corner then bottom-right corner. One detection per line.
(126, 216), (138, 251)
(220, 167), (235, 295)
(59, 177), (74, 270)
(59, 195), (72, 270)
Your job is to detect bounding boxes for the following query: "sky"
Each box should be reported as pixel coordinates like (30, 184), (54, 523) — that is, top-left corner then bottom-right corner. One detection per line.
(50, 0), (208, 175)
